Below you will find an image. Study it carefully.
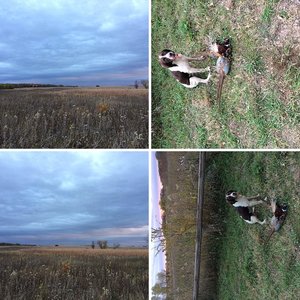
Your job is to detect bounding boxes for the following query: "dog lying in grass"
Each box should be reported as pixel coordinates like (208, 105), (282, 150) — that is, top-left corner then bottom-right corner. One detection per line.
(226, 190), (266, 225)
(158, 49), (211, 88)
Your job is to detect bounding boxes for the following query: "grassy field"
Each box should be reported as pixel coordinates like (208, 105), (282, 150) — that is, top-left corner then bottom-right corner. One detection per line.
(0, 87), (148, 148)
(156, 152), (300, 299)
(0, 246), (148, 300)
(213, 152), (300, 300)
(152, 0), (299, 148)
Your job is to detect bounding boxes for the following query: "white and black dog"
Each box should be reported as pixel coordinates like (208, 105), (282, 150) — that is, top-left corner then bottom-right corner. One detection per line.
(159, 49), (211, 88)
(226, 190), (266, 225)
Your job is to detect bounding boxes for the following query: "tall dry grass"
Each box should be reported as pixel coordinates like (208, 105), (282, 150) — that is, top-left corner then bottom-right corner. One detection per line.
(0, 247), (148, 299)
(0, 88), (148, 148)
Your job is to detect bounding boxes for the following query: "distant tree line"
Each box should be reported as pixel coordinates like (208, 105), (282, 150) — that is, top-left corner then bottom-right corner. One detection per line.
(152, 271), (168, 299)
(132, 80), (149, 89)
(95, 80), (149, 89)
(91, 240), (121, 249)
(0, 83), (77, 89)
(0, 242), (36, 246)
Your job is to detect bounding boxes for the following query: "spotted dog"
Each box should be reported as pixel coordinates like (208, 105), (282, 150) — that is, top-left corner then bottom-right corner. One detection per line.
(159, 49), (211, 88)
(226, 190), (266, 225)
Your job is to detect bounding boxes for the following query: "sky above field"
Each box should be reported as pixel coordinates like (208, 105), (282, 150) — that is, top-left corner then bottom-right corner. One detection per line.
(0, 0), (148, 86)
(0, 151), (148, 246)
(150, 152), (166, 297)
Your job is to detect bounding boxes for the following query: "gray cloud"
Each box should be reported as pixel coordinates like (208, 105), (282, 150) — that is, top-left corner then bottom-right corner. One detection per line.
(0, 0), (148, 86)
(0, 151), (148, 246)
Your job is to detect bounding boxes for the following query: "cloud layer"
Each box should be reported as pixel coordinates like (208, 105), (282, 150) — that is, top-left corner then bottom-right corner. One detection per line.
(0, 0), (148, 86)
(0, 151), (148, 246)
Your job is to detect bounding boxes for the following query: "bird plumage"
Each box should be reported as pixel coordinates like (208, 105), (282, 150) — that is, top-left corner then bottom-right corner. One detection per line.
(209, 38), (231, 58)
(216, 56), (230, 105)
(209, 38), (232, 105)
(265, 199), (288, 244)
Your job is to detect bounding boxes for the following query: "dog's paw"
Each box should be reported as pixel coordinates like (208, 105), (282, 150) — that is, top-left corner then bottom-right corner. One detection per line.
(205, 73), (212, 84)
(263, 197), (269, 203)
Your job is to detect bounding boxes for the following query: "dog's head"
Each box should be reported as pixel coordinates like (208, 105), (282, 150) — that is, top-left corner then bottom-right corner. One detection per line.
(159, 49), (177, 68)
(225, 190), (238, 204)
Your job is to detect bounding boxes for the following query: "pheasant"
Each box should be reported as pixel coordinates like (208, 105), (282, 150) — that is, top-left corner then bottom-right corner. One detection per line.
(208, 38), (232, 105)
(265, 198), (288, 244)
(209, 38), (231, 58)
(216, 56), (230, 106)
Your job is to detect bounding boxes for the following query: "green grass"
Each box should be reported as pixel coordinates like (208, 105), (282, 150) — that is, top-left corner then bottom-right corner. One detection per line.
(156, 152), (300, 299)
(152, 0), (300, 148)
(212, 152), (300, 299)
(262, 0), (280, 23)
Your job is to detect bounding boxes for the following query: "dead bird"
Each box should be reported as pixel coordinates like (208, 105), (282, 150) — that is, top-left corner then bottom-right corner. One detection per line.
(208, 38), (232, 58)
(265, 198), (288, 244)
(207, 38), (232, 105)
(216, 56), (230, 105)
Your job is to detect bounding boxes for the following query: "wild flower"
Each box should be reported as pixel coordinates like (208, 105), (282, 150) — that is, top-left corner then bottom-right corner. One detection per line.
(10, 270), (17, 277)
(97, 103), (109, 114)
(34, 111), (41, 119)
(102, 287), (110, 296)
(62, 261), (71, 273)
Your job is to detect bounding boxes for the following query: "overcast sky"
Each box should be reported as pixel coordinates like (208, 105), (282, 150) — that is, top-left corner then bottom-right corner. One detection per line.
(0, 151), (148, 246)
(0, 0), (148, 86)
(150, 152), (166, 297)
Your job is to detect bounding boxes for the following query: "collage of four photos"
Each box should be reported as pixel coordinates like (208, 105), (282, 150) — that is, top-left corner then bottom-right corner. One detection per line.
(0, 0), (299, 299)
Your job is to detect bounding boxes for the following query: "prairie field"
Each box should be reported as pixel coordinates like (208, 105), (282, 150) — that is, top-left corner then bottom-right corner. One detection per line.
(0, 246), (148, 300)
(0, 87), (148, 148)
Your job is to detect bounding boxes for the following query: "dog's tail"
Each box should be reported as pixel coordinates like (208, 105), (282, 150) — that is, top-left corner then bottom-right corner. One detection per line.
(217, 72), (225, 106)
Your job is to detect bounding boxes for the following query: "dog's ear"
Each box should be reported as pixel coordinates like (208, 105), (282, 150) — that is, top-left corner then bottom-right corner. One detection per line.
(226, 190), (237, 204)
(226, 190), (237, 197)
(159, 57), (177, 68)
(160, 49), (173, 56)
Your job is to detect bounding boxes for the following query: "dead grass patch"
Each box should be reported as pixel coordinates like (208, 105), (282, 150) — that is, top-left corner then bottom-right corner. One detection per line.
(0, 87), (148, 148)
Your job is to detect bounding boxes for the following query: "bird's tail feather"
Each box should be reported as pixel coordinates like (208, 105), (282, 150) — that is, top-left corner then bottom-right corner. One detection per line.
(217, 72), (225, 106)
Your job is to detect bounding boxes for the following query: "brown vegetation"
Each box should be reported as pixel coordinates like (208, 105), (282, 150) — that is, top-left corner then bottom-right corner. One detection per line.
(0, 246), (148, 299)
(156, 152), (199, 299)
(0, 87), (148, 148)
(156, 152), (224, 300)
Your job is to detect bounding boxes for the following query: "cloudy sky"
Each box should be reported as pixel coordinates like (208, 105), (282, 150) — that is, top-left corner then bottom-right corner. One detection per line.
(150, 152), (166, 295)
(0, 0), (148, 86)
(0, 151), (148, 246)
